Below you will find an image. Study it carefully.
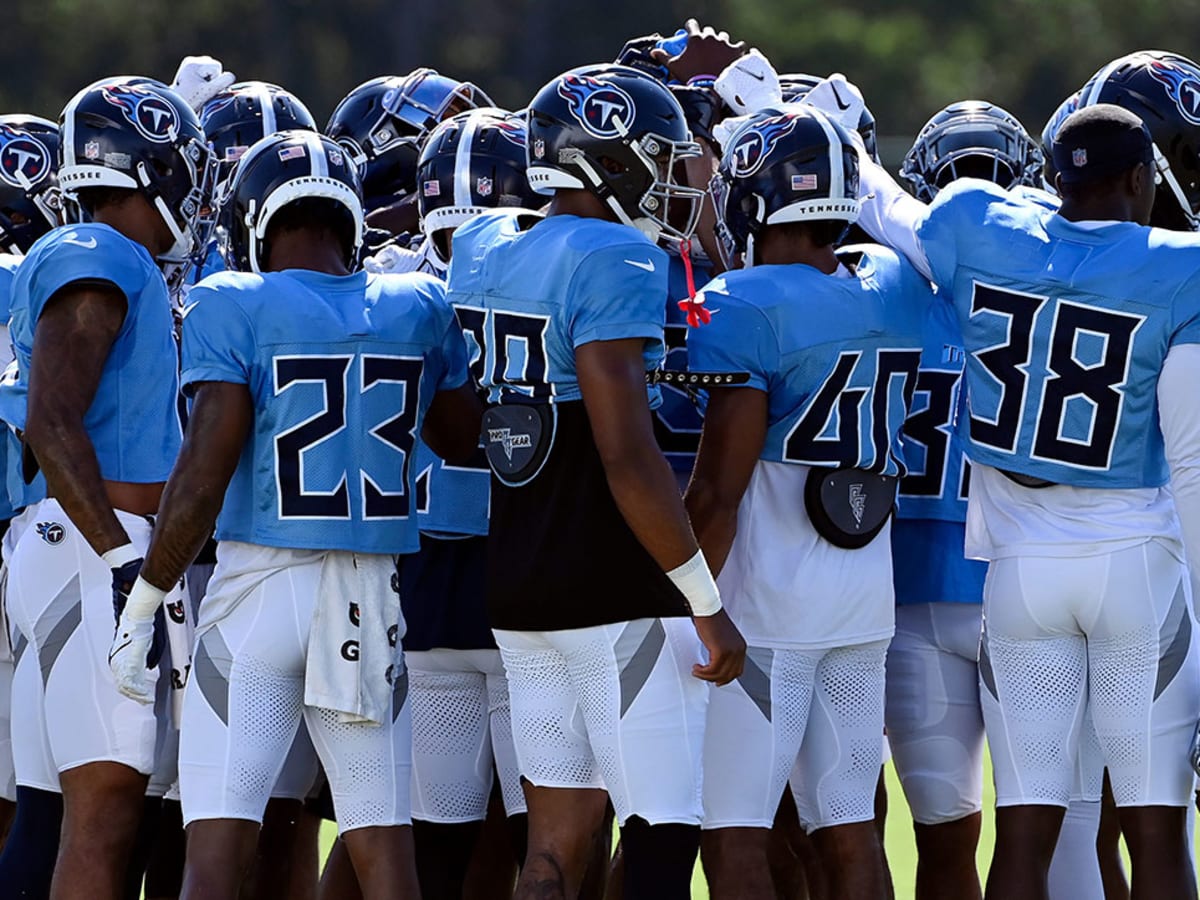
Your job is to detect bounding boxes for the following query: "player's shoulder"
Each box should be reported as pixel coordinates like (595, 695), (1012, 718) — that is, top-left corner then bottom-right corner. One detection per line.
(842, 242), (935, 297)
(558, 216), (669, 269)
(366, 270), (450, 316)
(24, 223), (154, 285)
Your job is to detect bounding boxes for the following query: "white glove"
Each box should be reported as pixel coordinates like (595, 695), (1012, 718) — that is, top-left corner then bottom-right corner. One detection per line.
(363, 243), (422, 275)
(108, 578), (166, 704)
(798, 73), (866, 133)
(714, 49), (782, 117)
(712, 113), (754, 152)
(170, 55), (236, 112)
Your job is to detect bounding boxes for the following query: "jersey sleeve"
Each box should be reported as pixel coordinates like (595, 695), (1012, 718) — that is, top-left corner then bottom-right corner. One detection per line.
(685, 287), (778, 391)
(431, 295), (470, 393)
(916, 179), (1008, 296)
(24, 228), (149, 329)
(566, 242), (669, 348)
(856, 151), (934, 281)
(180, 281), (256, 393)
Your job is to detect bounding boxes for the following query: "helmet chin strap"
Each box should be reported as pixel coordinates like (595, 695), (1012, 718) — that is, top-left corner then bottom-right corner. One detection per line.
(135, 162), (193, 264)
(574, 155), (660, 241)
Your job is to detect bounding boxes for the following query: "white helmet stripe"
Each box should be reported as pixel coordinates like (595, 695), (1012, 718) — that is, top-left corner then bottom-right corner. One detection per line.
(811, 108), (845, 202)
(305, 131), (329, 179)
(454, 113), (482, 207)
(255, 83), (277, 136)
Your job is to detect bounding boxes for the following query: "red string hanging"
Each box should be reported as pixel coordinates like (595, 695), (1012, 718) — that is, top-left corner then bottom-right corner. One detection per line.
(676, 238), (711, 327)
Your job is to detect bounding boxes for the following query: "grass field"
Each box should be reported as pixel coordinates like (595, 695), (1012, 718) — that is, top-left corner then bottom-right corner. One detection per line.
(311, 759), (983, 898)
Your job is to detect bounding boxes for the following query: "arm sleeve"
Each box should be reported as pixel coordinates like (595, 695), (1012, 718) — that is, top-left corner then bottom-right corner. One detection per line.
(1158, 343), (1200, 596)
(855, 148), (935, 282)
(685, 293), (778, 392)
(568, 244), (668, 349)
(180, 285), (256, 392)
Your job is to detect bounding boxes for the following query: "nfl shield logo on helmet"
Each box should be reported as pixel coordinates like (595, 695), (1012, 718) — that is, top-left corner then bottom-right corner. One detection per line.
(84, 140), (101, 160)
(329, 148), (344, 168)
(477, 176), (493, 197)
(533, 138), (546, 159)
(1072, 147), (1088, 167)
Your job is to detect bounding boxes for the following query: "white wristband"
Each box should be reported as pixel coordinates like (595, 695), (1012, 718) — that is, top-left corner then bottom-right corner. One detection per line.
(101, 542), (141, 569)
(123, 577), (168, 622)
(667, 549), (722, 617)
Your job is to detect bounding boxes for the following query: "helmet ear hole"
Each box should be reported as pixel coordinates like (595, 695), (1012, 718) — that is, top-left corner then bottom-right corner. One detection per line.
(597, 155), (626, 176)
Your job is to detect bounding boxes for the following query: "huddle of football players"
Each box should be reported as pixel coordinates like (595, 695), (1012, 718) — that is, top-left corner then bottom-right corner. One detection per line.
(0, 18), (1196, 900)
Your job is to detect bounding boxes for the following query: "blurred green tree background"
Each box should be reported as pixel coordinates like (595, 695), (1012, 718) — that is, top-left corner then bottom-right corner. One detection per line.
(2, 0), (1195, 159)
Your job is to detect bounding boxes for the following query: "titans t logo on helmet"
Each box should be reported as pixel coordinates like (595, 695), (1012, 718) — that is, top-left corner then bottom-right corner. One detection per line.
(493, 118), (527, 148)
(102, 84), (180, 143)
(1148, 59), (1200, 126)
(0, 125), (51, 188)
(557, 74), (637, 139)
(730, 114), (800, 177)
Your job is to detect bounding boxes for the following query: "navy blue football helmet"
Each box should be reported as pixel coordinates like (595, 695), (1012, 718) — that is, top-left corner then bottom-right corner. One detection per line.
(201, 82), (316, 184)
(1075, 50), (1200, 230)
(710, 106), (860, 267)
(58, 77), (216, 284)
(779, 73), (879, 163)
(0, 115), (61, 254)
(326, 69), (494, 212)
(219, 130), (363, 273)
(416, 109), (542, 266)
(901, 101), (1043, 202)
(1040, 92), (1080, 193)
(526, 64), (704, 243)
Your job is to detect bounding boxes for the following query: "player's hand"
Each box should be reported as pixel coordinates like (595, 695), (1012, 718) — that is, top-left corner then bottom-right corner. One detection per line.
(798, 73), (866, 134)
(111, 555), (144, 622)
(651, 19), (746, 84)
(171, 55), (236, 112)
(692, 609), (746, 685)
(713, 48), (782, 117)
(109, 608), (158, 703)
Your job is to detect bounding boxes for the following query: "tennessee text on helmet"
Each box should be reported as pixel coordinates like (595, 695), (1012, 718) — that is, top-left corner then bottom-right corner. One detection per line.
(59, 77), (217, 289)
(218, 130), (363, 273)
(710, 105), (861, 268)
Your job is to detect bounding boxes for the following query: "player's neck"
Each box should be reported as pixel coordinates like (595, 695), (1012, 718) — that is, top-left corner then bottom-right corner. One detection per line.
(92, 195), (172, 258)
(547, 190), (618, 223)
(265, 234), (350, 276)
(1058, 198), (1139, 224)
(756, 230), (839, 274)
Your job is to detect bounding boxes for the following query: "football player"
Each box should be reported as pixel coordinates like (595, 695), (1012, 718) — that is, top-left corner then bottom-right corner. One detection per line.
(814, 73), (1200, 900)
(326, 69), (493, 236)
(106, 129), (481, 899)
(0, 78), (211, 900)
(685, 105), (929, 900)
(0, 114), (59, 856)
(445, 63), (744, 899)
(401, 108), (540, 899)
(887, 99), (1041, 900)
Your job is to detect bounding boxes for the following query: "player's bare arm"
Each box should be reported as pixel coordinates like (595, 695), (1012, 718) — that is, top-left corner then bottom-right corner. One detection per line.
(24, 283), (132, 553)
(138, 381), (252, 592)
(685, 386), (768, 577)
(421, 382), (483, 465)
(577, 336), (745, 685)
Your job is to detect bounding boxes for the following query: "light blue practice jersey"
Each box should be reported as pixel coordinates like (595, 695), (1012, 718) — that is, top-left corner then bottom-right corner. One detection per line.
(687, 246), (931, 476)
(183, 268), (469, 555)
(919, 179), (1200, 489)
(448, 211), (668, 406)
(892, 296), (986, 606)
(6, 224), (182, 483)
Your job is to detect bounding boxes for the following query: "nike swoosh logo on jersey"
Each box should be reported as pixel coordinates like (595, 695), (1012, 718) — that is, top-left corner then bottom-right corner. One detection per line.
(181, 301), (201, 318)
(624, 258), (656, 272)
(63, 234), (98, 249)
(830, 83), (851, 111)
(746, 69), (766, 82)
